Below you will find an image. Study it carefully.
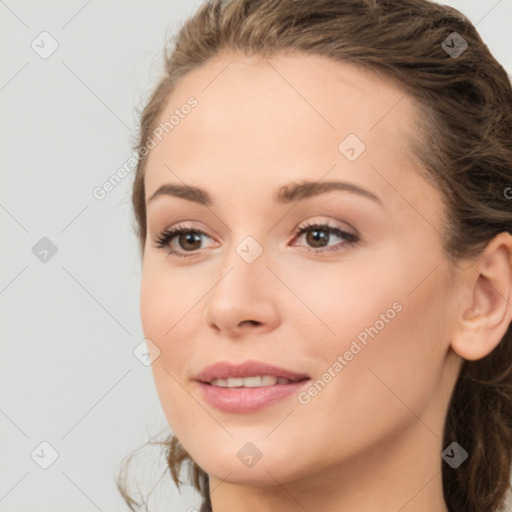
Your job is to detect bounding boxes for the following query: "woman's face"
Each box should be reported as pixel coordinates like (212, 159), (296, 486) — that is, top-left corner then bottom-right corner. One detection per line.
(140, 53), (463, 488)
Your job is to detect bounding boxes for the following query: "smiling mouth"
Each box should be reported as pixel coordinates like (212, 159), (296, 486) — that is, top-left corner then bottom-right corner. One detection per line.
(194, 359), (311, 386)
(207, 375), (310, 388)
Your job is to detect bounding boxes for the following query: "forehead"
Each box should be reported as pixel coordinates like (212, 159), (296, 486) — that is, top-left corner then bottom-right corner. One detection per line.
(144, 52), (423, 204)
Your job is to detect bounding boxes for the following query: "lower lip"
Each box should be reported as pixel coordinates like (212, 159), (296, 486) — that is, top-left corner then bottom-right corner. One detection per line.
(196, 379), (311, 413)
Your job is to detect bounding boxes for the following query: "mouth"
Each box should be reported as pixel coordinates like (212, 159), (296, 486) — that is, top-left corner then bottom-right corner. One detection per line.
(194, 359), (311, 385)
(205, 375), (310, 388)
(194, 359), (311, 413)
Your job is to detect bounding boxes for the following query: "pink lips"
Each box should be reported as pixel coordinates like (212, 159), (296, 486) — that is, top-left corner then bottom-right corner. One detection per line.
(194, 360), (311, 413)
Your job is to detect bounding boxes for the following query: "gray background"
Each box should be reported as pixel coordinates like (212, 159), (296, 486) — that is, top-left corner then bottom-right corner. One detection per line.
(1, 1), (511, 511)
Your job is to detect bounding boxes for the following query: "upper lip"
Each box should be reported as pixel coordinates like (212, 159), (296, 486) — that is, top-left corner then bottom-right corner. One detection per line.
(194, 360), (311, 383)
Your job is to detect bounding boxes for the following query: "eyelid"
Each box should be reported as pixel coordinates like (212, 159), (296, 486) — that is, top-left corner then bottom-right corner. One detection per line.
(293, 217), (357, 237)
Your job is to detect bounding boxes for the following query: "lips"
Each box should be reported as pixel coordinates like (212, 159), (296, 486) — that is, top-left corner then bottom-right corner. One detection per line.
(194, 359), (310, 384)
(194, 359), (312, 413)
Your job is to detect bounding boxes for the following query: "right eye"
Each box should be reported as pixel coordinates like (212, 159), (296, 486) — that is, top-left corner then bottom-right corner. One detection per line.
(154, 225), (217, 258)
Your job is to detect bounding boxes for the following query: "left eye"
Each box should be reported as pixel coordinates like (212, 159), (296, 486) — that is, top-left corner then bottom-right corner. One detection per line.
(291, 222), (359, 253)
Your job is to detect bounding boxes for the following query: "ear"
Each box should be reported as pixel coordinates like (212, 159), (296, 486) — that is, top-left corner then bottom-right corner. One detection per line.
(450, 232), (512, 361)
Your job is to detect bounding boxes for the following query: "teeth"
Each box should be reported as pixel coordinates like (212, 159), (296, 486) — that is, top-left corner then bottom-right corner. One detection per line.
(210, 375), (293, 388)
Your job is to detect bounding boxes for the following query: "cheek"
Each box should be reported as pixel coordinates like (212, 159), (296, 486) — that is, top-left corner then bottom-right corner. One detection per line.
(270, 285), (448, 477)
(139, 260), (202, 418)
(140, 256), (204, 341)
(285, 251), (450, 432)
(313, 273), (448, 429)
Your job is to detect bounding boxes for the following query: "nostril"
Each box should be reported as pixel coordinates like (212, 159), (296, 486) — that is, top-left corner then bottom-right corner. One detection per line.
(240, 320), (261, 327)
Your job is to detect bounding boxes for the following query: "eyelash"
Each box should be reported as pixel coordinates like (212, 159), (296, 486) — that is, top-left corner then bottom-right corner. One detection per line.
(153, 221), (359, 258)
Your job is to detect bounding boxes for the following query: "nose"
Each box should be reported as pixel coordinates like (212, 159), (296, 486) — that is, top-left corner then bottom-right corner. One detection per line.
(203, 245), (280, 338)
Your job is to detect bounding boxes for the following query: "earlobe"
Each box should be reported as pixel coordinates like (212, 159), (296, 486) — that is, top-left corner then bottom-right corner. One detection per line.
(451, 232), (512, 361)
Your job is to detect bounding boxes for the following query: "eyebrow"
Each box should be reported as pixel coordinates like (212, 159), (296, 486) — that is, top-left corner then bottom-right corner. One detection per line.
(147, 180), (383, 207)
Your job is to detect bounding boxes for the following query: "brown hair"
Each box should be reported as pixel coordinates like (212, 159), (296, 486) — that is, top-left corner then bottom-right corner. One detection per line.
(120, 1), (512, 511)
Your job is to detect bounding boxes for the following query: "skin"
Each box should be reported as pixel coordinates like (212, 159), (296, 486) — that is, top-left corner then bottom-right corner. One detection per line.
(139, 52), (512, 512)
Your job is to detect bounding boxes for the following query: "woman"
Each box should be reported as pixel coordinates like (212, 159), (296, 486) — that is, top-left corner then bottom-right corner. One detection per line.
(119, 1), (512, 511)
